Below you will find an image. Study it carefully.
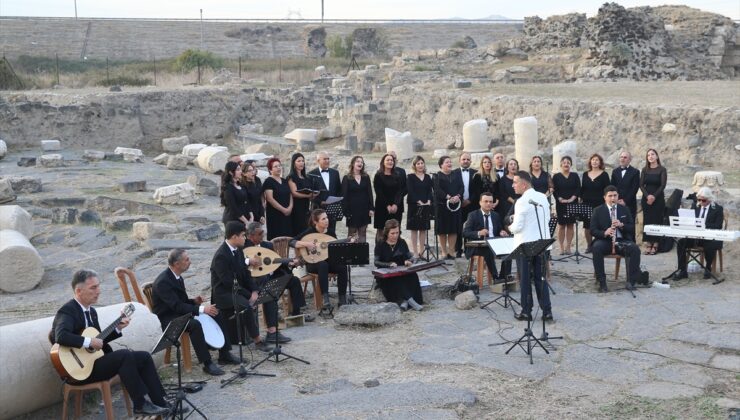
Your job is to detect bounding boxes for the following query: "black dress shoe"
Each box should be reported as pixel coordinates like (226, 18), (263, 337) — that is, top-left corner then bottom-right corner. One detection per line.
(254, 341), (274, 353)
(542, 313), (554, 321)
(445, 254), (455, 261)
(217, 352), (241, 365)
(514, 312), (532, 321)
(303, 313), (315, 322)
(265, 331), (292, 343)
(203, 362), (225, 376)
(134, 401), (170, 416)
(672, 271), (688, 280)
(703, 270), (712, 279)
(598, 285), (608, 293)
(455, 251), (463, 258)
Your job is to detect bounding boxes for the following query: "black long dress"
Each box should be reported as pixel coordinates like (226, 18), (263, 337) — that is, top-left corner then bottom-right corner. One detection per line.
(373, 240), (423, 305)
(373, 172), (404, 230)
(640, 166), (668, 243)
(262, 176), (292, 240)
(552, 172), (581, 225)
(341, 174), (374, 228)
(244, 179), (264, 222)
(289, 173), (312, 236)
(222, 183), (250, 225)
(580, 171), (610, 229)
(497, 175), (520, 222)
(433, 171), (463, 235)
(406, 173), (433, 231)
(470, 172), (499, 209)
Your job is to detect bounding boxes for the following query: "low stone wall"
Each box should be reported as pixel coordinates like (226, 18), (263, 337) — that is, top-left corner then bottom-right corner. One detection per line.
(0, 302), (162, 419)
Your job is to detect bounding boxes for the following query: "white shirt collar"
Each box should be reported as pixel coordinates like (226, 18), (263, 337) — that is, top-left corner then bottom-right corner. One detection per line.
(169, 268), (182, 280)
(74, 298), (91, 313)
(226, 240), (238, 253)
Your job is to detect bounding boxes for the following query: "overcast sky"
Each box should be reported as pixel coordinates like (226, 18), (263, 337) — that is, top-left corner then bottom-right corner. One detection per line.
(1, 0), (738, 20)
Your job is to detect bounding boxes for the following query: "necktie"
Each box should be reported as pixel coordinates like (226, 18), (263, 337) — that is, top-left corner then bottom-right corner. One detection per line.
(484, 213), (490, 237)
(700, 207), (706, 219)
(84, 310), (94, 328)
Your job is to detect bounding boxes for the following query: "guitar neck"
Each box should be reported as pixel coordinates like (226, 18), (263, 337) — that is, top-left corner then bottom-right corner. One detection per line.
(96, 313), (124, 340)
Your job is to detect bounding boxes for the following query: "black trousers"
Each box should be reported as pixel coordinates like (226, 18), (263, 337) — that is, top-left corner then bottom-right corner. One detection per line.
(455, 204), (477, 254)
(83, 349), (166, 409)
(308, 261), (348, 296)
(220, 294), (261, 344)
(376, 273), (423, 304)
(677, 238), (720, 272)
(592, 239), (641, 287)
(517, 255), (551, 315)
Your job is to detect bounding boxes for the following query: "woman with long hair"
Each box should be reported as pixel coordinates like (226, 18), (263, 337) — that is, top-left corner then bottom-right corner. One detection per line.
(497, 158), (521, 222)
(580, 153), (610, 253)
(552, 156), (580, 254)
(529, 155), (553, 198)
(220, 161), (249, 227)
(287, 153), (314, 236)
(433, 155), (463, 259)
(341, 156), (374, 243)
(471, 154), (499, 211)
(240, 161), (265, 224)
(374, 219), (424, 311)
(262, 157), (293, 240)
(291, 209), (350, 308)
(640, 148), (667, 255)
(373, 153), (404, 238)
(406, 155), (433, 258)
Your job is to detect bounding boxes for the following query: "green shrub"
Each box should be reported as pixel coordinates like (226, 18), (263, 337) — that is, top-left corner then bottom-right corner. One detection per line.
(326, 34), (353, 59)
(450, 40), (467, 49)
(174, 49), (224, 72)
(97, 75), (152, 87)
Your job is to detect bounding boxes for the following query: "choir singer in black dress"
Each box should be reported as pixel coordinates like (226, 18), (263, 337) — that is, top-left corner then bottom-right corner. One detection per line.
(288, 153), (315, 236)
(221, 161), (250, 227)
(580, 153), (610, 253)
(374, 219), (424, 311)
(406, 156), (433, 258)
(434, 156), (463, 260)
(263, 157), (293, 240)
(342, 155), (374, 243)
(374, 153), (405, 239)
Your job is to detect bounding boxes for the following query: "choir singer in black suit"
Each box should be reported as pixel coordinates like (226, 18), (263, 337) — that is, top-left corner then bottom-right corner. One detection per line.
(309, 152), (342, 232)
(590, 186), (643, 292)
(453, 152), (478, 258)
(462, 192), (509, 280)
(151, 248), (240, 376)
(673, 187), (724, 280)
(51, 270), (170, 416)
(210, 221), (274, 353)
(610, 151), (640, 219)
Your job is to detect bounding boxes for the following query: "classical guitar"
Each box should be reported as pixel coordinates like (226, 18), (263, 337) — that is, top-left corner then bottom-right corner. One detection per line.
(243, 246), (295, 276)
(50, 303), (135, 381)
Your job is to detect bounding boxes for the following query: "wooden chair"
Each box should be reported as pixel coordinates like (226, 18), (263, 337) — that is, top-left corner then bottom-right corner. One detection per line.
(61, 375), (131, 420)
(270, 236), (295, 314)
(604, 254), (622, 280)
(141, 282), (192, 373)
(467, 255), (494, 290)
(114, 267), (146, 305)
(685, 210), (728, 275)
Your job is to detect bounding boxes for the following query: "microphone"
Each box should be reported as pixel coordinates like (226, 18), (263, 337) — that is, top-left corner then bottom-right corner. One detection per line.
(528, 199), (541, 207)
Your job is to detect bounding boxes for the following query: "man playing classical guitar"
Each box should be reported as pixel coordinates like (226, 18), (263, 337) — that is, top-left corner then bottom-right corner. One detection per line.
(51, 270), (170, 416)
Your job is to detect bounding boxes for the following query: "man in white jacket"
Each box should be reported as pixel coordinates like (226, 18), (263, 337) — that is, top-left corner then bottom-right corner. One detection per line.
(508, 171), (553, 322)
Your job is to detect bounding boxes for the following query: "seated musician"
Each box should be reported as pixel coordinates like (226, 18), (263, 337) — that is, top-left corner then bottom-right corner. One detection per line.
(374, 219), (424, 311)
(151, 248), (240, 376)
(290, 209), (350, 308)
(462, 192), (510, 280)
(673, 187), (724, 280)
(51, 270), (170, 416)
(590, 186), (644, 292)
(244, 222), (314, 338)
(210, 221), (273, 353)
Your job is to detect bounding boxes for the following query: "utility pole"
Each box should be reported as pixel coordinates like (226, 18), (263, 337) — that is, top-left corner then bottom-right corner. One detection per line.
(74, 0), (77, 19)
(321, 0), (324, 22)
(200, 9), (204, 50)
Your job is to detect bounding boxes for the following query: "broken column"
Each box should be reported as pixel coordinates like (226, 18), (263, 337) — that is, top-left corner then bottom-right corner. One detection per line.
(385, 128), (414, 161)
(153, 183), (196, 205)
(195, 146), (229, 174)
(692, 171), (724, 195)
(552, 140), (578, 173)
(0, 205), (33, 238)
(514, 116), (538, 166)
(0, 229), (44, 293)
(162, 135), (190, 153)
(462, 119), (489, 153)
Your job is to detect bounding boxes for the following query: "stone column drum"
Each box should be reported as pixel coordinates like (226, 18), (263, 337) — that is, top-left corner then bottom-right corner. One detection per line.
(385, 128), (414, 161)
(0, 205), (33, 238)
(514, 116), (538, 167)
(0, 302), (163, 419)
(0, 229), (44, 293)
(462, 119), (489, 153)
(552, 140), (578, 173)
(195, 146), (229, 174)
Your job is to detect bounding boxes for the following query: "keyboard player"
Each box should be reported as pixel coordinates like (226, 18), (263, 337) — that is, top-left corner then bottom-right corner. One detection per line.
(462, 192), (510, 280)
(373, 219), (424, 311)
(672, 187), (724, 280)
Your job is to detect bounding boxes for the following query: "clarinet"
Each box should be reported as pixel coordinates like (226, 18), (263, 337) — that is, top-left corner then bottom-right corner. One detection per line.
(610, 207), (618, 255)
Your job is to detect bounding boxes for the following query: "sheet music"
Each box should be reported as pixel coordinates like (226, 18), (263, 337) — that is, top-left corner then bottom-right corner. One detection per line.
(487, 237), (515, 255)
(325, 196), (343, 205)
(677, 209), (694, 218)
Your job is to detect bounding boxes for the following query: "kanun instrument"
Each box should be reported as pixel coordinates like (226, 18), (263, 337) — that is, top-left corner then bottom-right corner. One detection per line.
(243, 246), (293, 276)
(50, 303), (135, 381)
(372, 260), (445, 279)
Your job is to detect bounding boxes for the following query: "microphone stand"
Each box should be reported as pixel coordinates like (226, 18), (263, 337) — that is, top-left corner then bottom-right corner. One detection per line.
(221, 276), (275, 388)
(530, 198), (562, 350)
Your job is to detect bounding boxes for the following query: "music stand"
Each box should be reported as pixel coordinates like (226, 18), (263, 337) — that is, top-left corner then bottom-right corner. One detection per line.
(502, 238), (556, 365)
(554, 203), (592, 263)
(251, 274), (310, 369)
(325, 201), (345, 221)
(416, 203), (438, 262)
(152, 314), (207, 420)
(328, 242), (369, 305)
(478, 238), (519, 313)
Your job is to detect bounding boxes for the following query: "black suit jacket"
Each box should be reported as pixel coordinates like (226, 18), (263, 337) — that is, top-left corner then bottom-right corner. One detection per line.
(308, 167), (342, 207)
(394, 167), (408, 214)
(590, 203), (636, 243)
(610, 166), (640, 211)
(210, 241), (257, 309)
(695, 203), (724, 230)
(452, 167), (477, 202)
(52, 299), (120, 353)
(152, 268), (199, 329)
(462, 209), (504, 258)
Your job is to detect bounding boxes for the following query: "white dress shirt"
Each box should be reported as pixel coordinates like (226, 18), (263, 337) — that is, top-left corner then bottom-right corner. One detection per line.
(461, 169), (471, 200)
(509, 188), (551, 247)
(321, 169), (331, 190)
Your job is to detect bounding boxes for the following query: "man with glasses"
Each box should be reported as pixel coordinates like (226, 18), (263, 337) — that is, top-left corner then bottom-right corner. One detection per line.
(672, 187), (724, 280)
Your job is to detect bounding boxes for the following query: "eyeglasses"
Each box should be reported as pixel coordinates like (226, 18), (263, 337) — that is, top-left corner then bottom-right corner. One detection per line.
(697, 198), (708, 203)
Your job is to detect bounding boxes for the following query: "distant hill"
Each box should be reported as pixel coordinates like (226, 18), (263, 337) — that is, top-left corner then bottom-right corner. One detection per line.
(448, 14), (512, 21)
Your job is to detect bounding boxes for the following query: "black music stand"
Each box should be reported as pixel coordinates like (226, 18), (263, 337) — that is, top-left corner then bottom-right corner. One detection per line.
(554, 203), (592, 263)
(328, 242), (369, 305)
(416, 203), (438, 262)
(152, 314), (207, 420)
(477, 239), (519, 313)
(325, 201), (345, 221)
(251, 274), (310, 369)
(502, 238), (556, 364)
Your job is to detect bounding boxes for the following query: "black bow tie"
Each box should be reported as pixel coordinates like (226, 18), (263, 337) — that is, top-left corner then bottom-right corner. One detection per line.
(321, 169), (329, 173)
(462, 169), (469, 172)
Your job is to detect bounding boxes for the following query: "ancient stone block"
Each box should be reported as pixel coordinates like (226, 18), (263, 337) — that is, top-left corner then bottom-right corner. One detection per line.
(553, 140), (578, 172)
(344, 135), (358, 152)
(0, 140), (6, 160)
(298, 140), (315, 152)
(166, 154), (189, 170)
(284, 129), (319, 143)
(191, 223), (222, 241)
(51, 208), (78, 224)
(333, 303), (401, 326)
(514, 116), (538, 166)
(76, 209), (102, 225)
(162, 135), (190, 152)
(82, 150), (105, 161)
(40, 139), (61, 151)
(319, 126), (342, 140)
(362, 141), (375, 152)
(113, 147), (143, 162)
(304, 26), (327, 58)
(153, 153), (170, 165)
(104, 215), (151, 231)
(385, 128), (414, 161)
(182, 143), (207, 158)
(508, 66), (530, 73)
(187, 176), (219, 196)
(8, 176), (42, 194)
(372, 84), (391, 100)
(0, 180), (17, 204)
(463, 119), (489, 153)
(132, 222), (179, 241)
(661, 123), (677, 133)
(118, 178), (146, 193)
(0, 205), (33, 238)
(153, 183), (196, 205)
(454, 80), (472, 88)
(17, 157), (36, 167)
(38, 154), (64, 167)
(0, 229), (44, 293)
(412, 139), (424, 153)
(196, 146), (229, 174)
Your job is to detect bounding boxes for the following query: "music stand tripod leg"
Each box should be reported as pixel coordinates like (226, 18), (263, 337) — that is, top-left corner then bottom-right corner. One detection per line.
(171, 343), (208, 420)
